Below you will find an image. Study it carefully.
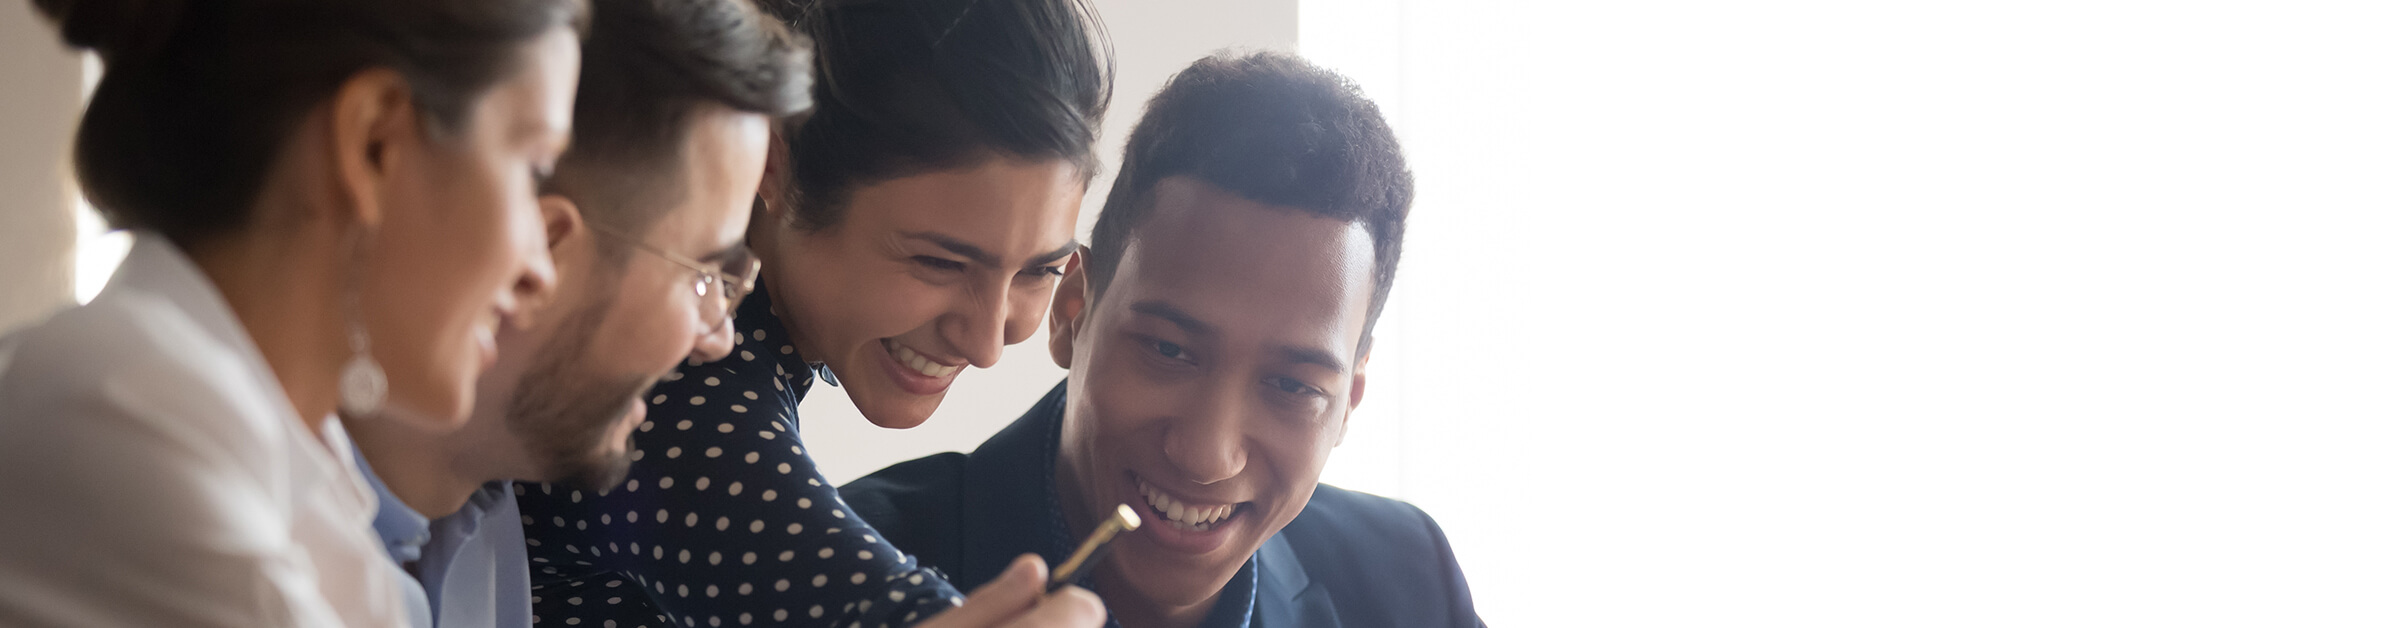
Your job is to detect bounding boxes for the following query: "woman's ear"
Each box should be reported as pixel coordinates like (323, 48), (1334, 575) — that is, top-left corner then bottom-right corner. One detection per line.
(1047, 247), (1092, 369)
(326, 67), (419, 230)
(747, 129), (793, 254)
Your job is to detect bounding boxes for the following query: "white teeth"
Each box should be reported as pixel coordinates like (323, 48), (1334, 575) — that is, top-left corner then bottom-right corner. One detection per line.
(886, 342), (961, 378)
(1136, 479), (1234, 528)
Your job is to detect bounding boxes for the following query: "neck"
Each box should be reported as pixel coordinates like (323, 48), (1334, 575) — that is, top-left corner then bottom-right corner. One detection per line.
(759, 270), (821, 365)
(1094, 567), (1220, 628)
(184, 215), (350, 443)
(345, 415), (506, 518)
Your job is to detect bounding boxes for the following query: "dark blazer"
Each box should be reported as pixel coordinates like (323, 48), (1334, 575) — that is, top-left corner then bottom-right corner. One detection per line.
(843, 381), (1485, 628)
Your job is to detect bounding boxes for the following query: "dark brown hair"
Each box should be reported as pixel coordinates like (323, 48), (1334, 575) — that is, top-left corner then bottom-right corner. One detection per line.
(757, 0), (1112, 231)
(547, 0), (811, 245)
(1085, 52), (1414, 358)
(35, 0), (589, 246)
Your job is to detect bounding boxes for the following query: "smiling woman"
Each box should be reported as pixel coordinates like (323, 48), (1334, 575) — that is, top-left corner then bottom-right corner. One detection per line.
(511, 0), (1115, 626)
(0, 0), (584, 625)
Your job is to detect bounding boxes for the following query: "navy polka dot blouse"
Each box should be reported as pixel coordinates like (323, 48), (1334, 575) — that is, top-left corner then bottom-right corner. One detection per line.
(516, 290), (963, 628)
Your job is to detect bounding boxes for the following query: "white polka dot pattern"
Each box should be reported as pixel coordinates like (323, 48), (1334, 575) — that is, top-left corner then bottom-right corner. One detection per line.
(517, 294), (961, 627)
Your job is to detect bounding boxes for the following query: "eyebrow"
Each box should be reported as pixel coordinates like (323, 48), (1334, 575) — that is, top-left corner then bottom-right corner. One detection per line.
(1274, 345), (1350, 373)
(902, 231), (1078, 269)
(1132, 300), (1350, 372)
(1129, 300), (1216, 337)
(695, 242), (751, 266)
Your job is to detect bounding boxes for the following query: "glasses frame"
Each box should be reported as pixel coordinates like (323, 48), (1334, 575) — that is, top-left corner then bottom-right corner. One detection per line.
(587, 222), (761, 330)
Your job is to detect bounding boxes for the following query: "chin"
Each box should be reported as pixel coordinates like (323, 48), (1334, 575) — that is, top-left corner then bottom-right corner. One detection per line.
(849, 387), (942, 430)
(859, 403), (937, 429)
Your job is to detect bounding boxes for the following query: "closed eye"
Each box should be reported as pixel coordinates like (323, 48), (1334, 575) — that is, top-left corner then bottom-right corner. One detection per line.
(913, 256), (966, 272)
(1020, 265), (1066, 279)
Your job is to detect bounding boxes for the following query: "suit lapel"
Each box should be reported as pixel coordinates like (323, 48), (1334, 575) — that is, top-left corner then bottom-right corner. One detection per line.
(959, 383), (1077, 588)
(1252, 535), (1338, 628)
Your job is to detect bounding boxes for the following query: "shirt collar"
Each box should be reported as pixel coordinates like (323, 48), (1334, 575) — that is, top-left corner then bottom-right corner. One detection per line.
(355, 454), (432, 564)
(727, 286), (836, 393)
(961, 382), (1261, 628)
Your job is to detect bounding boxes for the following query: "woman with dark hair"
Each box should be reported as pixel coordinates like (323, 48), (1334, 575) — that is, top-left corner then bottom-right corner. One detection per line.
(0, 0), (586, 625)
(515, 0), (1113, 626)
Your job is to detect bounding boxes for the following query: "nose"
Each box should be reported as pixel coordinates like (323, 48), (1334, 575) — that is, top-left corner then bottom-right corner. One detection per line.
(942, 276), (1020, 369)
(690, 316), (737, 363)
(1162, 382), (1249, 485)
(502, 213), (560, 324)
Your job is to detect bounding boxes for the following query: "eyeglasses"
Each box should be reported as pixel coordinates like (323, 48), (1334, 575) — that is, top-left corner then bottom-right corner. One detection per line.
(587, 222), (762, 331)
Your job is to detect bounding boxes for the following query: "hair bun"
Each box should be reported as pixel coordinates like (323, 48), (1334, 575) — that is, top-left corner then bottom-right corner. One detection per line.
(33, 0), (191, 62)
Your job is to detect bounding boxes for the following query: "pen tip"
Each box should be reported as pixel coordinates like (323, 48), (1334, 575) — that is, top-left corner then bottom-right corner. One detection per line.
(1114, 503), (1142, 530)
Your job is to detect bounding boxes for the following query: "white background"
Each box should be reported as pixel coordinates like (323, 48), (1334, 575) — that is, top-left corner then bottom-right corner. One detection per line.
(1302, 1), (2400, 625)
(12, 1), (2399, 625)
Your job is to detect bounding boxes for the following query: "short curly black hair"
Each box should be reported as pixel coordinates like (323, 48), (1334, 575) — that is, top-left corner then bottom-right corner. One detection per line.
(1086, 51), (1413, 358)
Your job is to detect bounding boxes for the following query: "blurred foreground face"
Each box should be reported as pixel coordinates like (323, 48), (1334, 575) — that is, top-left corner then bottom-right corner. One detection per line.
(1055, 176), (1380, 612)
(359, 30), (579, 428)
(494, 103), (771, 490)
(760, 158), (1084, 429)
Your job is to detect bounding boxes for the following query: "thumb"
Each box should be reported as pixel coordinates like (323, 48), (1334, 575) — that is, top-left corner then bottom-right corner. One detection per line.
(919, 554), (1049, 628)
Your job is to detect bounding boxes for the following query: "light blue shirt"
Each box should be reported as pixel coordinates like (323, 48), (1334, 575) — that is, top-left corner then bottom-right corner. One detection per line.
(361, 458), (532, 628)
(360, 457), (433, 628)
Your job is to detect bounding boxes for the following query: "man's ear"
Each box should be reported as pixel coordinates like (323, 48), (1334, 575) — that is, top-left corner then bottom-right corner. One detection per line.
(1337, 346), (1371, 448)
(539, 193), (584, 251)
(1048, 247), (1093, 369)
(326, 67), (419, 230)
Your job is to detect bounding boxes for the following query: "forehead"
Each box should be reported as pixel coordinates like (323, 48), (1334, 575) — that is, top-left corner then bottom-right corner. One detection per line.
(1107, 177), (1378, 354)
(475, 29), (579, 143)
(845, 158), (1083, 251)
(651, 105), (772, 245)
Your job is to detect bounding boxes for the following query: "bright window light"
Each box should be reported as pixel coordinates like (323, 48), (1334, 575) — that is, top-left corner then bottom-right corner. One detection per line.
(1302, 1), (2400, 625)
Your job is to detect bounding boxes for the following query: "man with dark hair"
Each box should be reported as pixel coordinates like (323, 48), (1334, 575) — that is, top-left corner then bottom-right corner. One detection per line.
(843, 52), (1484, 628)
(340, 0), (808, 626)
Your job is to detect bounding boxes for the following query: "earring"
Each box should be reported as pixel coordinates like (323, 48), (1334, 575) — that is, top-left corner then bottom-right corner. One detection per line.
(336, 228), (386, 418)
(337, 323), (387, 417)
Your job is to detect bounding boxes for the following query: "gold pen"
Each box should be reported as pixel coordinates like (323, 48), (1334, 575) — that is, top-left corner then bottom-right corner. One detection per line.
(1047, 504), (1142, 592)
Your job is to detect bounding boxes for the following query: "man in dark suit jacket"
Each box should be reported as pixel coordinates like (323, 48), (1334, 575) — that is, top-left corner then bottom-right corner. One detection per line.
(843, 52), (1484, 628)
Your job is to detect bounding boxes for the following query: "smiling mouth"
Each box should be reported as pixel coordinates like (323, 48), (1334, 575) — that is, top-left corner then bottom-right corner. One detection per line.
(882, 340), (962, 377)
(1136, 477), (1241, 532)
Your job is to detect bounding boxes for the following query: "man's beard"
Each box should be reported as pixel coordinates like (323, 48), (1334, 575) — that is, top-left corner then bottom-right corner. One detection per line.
(505, 302), (656, 492)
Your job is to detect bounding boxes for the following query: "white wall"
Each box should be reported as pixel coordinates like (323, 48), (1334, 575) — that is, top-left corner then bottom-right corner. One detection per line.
(796, 0), (1301, 485)
(1304, 1), (2400, 626)
(0, 2), (85, 334)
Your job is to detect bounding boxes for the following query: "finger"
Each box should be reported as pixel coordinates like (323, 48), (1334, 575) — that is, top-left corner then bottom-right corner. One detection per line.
(1002, 585), (1106, 628)
(919, 554), (1048, 628)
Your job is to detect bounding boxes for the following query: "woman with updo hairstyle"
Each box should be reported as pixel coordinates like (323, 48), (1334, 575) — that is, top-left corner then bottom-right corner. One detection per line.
(515, 0), (1113, 626)
(0, 0), (586, 625)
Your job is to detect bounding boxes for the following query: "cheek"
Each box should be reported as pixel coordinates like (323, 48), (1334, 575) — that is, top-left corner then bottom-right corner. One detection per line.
(407, 145), (524, 285)
(1003, 283), (1059, 342)
(617, 300), (696, 368)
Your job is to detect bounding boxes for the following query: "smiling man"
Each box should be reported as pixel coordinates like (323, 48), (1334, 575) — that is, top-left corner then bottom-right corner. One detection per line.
(843, 52), (1483, 628)
(340, 1), (807, 626)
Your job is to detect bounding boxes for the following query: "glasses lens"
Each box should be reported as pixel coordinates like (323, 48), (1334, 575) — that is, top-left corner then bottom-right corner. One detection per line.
(698, 276), (728, 329)
(717, 258), (761, 328)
